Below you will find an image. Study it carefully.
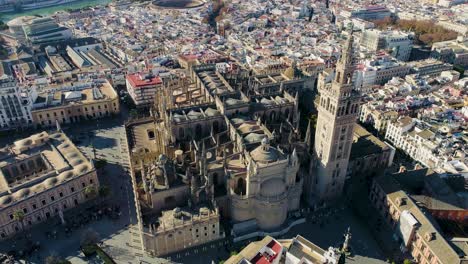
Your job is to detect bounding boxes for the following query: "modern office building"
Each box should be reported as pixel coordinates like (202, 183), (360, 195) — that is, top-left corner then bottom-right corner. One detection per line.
(360, 29), (414, 61)
(0, 78), (35, 130)
(126, 73), (163, 108)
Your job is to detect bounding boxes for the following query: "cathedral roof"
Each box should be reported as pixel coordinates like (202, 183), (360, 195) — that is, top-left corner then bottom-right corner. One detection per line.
(250, 137), (284, 163)
(244, 133), (265, 143)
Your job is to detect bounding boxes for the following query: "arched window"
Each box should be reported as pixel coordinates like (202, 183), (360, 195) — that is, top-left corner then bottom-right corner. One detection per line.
(179, 127), (185, 139)
(212, 173), (218, 186)
(19, 163), (26, 172)
(28, 160), (36, 170)
(345, 101), (351, 115)
(235, 178), (246, 195)
(212, 121), (219, 133)
(284, 109), (290, 119)
(11, 166), (19, 177)
(195, 124), (202, 136)
(270, 111), (276, 122)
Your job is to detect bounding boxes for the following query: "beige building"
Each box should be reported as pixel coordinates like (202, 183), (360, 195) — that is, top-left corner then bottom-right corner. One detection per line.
(370, 172), (468, 264)
(225, 236), (284, 264)
(407, 59), (453, 78)
(359, 103), (399, 134)
(31, 79), (120, 128)
(0, 131), (99, 239)
(229, 137), (302, 230)
(142, 206), (223, 256)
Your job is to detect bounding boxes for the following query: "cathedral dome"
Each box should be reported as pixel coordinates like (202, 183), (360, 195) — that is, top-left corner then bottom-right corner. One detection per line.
(250, 137), (284, 163)
(260, 178), (286, 197)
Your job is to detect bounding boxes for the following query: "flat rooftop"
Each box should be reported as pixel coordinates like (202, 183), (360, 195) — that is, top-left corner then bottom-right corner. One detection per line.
(127, 73), (162, 88)
(32, 79), (118, 110)
(0, 131), (94, 209)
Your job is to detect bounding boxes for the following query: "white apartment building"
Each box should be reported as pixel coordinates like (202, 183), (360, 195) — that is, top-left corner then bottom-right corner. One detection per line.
(385, 116), (416, 156)
(353, 55), (410, 91)
(0, 79), (35, 130)
(126, 73), (163, 108)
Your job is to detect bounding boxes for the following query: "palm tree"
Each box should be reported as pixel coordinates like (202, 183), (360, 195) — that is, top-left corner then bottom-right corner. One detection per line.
(13, 210), (25, 231)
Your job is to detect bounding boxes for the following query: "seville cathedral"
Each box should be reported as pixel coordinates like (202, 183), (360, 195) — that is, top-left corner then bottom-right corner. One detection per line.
(124, 28), (369, 256)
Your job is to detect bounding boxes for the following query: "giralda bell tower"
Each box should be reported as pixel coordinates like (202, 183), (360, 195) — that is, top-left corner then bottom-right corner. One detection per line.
(308, 26), (361, 204)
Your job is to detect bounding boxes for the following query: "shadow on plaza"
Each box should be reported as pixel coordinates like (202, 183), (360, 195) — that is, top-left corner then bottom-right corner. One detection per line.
(0, 199), (130, 262)
(89, 135), (118, 150)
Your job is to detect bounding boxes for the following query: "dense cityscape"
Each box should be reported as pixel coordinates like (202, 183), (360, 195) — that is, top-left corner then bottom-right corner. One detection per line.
(0, 0), (466, 263)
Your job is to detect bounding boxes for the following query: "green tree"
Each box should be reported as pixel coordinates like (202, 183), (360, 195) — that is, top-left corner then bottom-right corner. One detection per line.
(83, 186), (97, 197)
(95, 159), (107, 169)
(98, 185), (111, 198)
(81, 228), (100, 247)
(13, 210), (25, 231)
(403, 260), (412, 264)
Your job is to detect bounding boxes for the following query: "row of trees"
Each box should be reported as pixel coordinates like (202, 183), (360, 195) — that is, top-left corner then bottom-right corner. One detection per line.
(374, 18), (458, 45)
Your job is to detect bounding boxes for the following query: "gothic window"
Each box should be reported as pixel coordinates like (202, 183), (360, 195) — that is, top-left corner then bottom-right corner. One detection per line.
(336, 72), (341, 83)
(270, 111), (276, 122)
(284, 108), (290, 119)
(235, 178), (246, 196)
(195, 124), (202, 136)
(345, 101), (351, 115)
(212, 173), (218, 186)
(179, 127), (185, 139)
(212, 121), (219, 133)
(326, 98), (330, 111)
(19, 163), (26, 172)
(11, 166), (19, 177)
